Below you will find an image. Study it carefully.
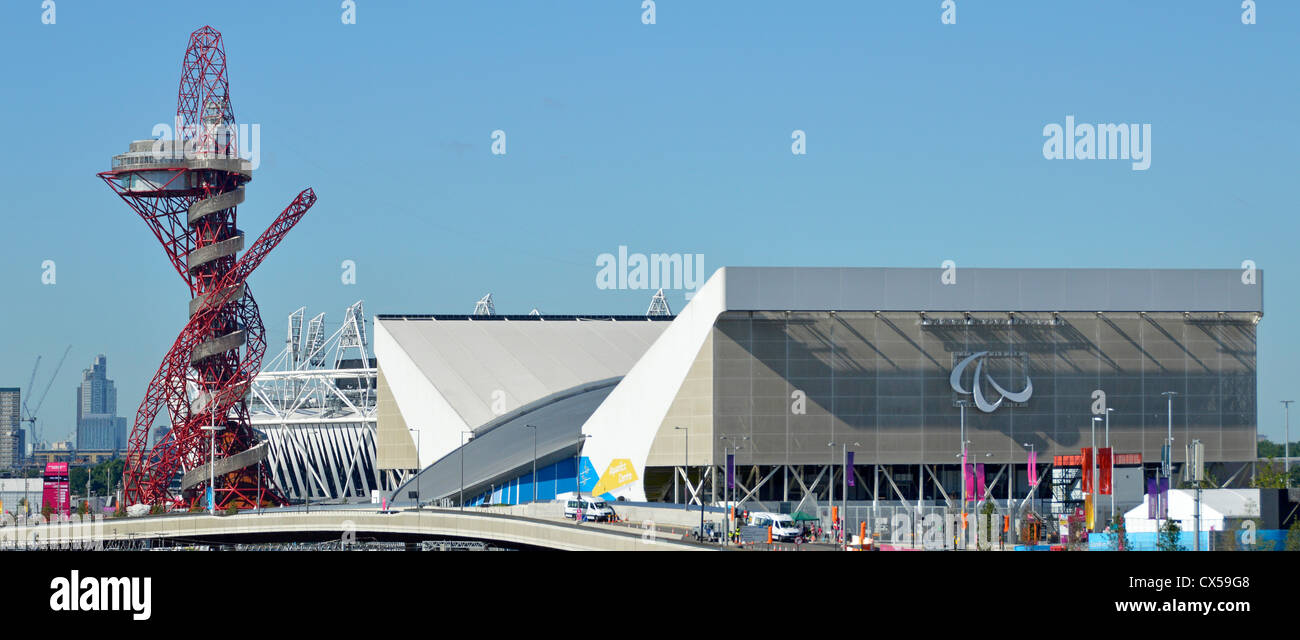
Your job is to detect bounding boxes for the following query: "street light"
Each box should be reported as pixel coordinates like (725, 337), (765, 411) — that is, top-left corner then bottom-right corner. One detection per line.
(1282, 401), (1293, 489)
(574, 434), (593, 523)
(841, 441), (859, 550)
(1106, 407), (1114, 525)
(1022, 442), (1036, 521)
(957, 447), (989, 548)
(719, 434), (747, 546)
(1091, 416), (1102, 532)
(955, 399), (972, 548)
(523, 425), (538, 503)
(458, 430), (473, 510)
(200, 400), (225, 516)
(1161, 391), (1178, 532)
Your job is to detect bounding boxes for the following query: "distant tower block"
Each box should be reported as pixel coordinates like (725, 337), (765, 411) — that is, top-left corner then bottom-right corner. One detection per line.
(474, 294), (495, 316)
(98, 25), (317, 509)
(647, 289), (672, 316)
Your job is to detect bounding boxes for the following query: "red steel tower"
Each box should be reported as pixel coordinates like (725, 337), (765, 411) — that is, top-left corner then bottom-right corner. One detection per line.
(99, 26), (317, 510)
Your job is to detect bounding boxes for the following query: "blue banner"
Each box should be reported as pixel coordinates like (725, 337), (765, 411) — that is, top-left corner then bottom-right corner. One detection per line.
(846, 451), (855, 487)
(207, 486), (214, 512)
(726, 454), (735, 490)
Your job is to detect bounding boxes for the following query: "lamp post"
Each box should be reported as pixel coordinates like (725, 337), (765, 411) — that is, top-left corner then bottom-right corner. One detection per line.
(827, 441), (836, 542)
(459, 430), (473, 510)
(719, 434), (730, 545)
(574, 434), (593, 523)
(1023, 442), (1035, 529)
(200, 401), (224, 516)
(842, 441), (859, 550)
(956, 399), (971, 549)
(1283, 401), (1294, 489)
(1091, 416), (1102, 533)
(719, 434), (748, 546)
(524, 424), (538, 503)
(1161, 391), (1178, 532)
(1106, 407), (1114, 526)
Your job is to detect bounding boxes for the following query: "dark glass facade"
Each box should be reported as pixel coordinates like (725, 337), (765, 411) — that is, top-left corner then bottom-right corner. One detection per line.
(712, 311), (1256, 466)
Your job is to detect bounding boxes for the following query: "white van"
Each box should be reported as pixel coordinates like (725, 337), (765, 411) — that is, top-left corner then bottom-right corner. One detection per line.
(748, 512), (802, 542)
(563, 497), (615, 522)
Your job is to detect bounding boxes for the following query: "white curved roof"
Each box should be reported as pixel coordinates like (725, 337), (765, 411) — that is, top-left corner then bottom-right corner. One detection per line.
(375, 315), (671, 467)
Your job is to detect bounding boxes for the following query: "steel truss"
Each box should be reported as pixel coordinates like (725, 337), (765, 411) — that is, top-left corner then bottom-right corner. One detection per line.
(98, 25), (316, 510)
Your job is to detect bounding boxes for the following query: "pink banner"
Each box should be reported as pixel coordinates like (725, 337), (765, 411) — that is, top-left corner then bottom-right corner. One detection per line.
(976, 463), (987, 501)
(963, 453), (974, 501)
(1027, 451), (1038, 485)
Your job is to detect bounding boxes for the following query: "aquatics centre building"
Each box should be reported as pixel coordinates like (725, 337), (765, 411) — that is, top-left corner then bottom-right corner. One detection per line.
(375, 267), (1262, 518)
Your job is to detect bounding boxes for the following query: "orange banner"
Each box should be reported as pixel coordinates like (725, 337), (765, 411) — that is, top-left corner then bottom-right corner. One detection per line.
(1081, 447), (1094, 493)
(1099, 447), (1113, 495)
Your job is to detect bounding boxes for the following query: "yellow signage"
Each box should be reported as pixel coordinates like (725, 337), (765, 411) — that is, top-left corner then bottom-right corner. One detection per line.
(592, 458), (638, 496)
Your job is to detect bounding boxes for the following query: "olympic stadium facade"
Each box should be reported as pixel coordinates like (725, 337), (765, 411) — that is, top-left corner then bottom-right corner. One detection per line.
(376, 267), (1262, 518)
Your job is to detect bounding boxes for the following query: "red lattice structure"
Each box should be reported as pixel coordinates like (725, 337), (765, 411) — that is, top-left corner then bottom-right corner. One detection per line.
(98, 26), (316, 510)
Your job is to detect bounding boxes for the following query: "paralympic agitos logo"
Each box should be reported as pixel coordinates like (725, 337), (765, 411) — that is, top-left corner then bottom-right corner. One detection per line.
(949, 351), (1032, 412)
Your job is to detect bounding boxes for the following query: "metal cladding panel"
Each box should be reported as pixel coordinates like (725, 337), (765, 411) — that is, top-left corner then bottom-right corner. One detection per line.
(720, 267), (1262, 313)
(710, 310), (1256, 467)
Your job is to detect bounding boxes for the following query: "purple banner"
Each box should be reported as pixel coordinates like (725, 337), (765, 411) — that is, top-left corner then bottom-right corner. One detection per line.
(1158, 477), (1169, 519)
(1147, 478), (1158, 519)
(846, 451), (855, 487)
(976, 463), (986, 501)
(726, 454), (735, 490)
(1027, 451), (1037, 485)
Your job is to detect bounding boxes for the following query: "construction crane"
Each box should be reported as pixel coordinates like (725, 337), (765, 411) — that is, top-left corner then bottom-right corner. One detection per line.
(21, 345), (72, 447)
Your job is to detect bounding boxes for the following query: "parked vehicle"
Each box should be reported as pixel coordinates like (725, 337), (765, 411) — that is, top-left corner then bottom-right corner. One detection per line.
(748, 512), (802, 542)
(563, 497), (615, 522)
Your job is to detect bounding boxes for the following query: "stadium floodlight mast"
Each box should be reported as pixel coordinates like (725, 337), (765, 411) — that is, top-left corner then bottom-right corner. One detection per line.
(524, 424), (538, 503)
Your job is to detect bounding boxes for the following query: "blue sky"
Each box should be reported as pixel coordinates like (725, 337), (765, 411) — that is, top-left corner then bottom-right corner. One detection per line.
(0, 1), (1296, 444)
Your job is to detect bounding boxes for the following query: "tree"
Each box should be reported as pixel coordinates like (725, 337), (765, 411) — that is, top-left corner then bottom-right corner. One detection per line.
(1157, 519), (1184, 551)
(1286, 520), (1300, 552)
(1252, 457), (1291, 489)
(979, 499), (997, 550)
(1112, 513), (1134, 551)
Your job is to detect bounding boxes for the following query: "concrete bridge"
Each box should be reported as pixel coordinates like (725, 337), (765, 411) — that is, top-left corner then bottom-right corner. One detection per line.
(0, 506), (713, 551)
